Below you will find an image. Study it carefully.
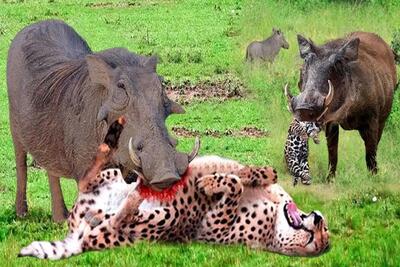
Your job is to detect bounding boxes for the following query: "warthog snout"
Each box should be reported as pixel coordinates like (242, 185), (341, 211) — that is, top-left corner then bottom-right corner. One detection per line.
(128, 137), (200, 190)
(284, 81), (334, 122)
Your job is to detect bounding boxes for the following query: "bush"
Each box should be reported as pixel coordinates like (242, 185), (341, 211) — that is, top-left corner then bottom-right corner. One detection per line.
(187, 48), (203, 64)
(387, 29), (400, 130)
(391, 29), (400, 64)
(166, 48), (183, 64)
(387, 90), (400, 130)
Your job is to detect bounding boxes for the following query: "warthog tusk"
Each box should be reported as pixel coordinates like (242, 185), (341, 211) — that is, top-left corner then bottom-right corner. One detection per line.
(317, 80), (335, 122)
(188, 136), (200, 162)
(284, 83), (294, 113)
(284, 83), (292, 99)
(128, 137), (142, 168)
(325, 80), (334, 107)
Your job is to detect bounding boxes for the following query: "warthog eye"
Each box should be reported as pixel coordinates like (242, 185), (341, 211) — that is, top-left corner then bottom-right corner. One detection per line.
(117, 81), (126, 89)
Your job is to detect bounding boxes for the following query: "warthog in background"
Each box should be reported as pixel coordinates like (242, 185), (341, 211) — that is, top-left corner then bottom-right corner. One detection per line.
(285, 32), (397, 178)
(7, 20), (199, 221)
(246, 28), (289, 62)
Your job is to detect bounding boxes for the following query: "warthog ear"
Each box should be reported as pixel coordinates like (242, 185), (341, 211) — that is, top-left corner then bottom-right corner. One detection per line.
(338, 37), (360, 62)
(86, 55), (114, 87)
(297, 34), (315, 59)
(143, 55), (158, 72)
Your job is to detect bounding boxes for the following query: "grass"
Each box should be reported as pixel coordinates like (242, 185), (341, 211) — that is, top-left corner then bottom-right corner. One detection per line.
(1, 0), (400, 266)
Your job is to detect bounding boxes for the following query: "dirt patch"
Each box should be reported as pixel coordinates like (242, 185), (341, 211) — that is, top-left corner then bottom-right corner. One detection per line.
(171, 126), (269, 138)
(164, 75), (245, 104)
(236, 127), (270, 138)
(85, 1), (167, 8)
(85, 1), (140, 8)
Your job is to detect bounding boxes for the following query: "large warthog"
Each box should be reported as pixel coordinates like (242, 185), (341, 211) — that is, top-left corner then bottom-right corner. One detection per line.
(285, 32), (397, 178)
(7, 20), (199, 221)
(246, 28), (289, 62)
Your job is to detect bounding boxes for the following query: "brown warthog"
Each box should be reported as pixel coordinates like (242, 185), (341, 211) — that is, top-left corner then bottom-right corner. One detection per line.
(246, 28), (289, 62)
(285, 32), (397, 178)
(7, 20), (199, 222)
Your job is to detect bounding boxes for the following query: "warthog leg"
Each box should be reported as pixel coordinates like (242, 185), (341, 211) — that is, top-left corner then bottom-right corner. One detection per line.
(325, 123), (339, 181)
(358, 120), (379, 174)
(13, 136), (28, 218)
(48, 173), (68, 222)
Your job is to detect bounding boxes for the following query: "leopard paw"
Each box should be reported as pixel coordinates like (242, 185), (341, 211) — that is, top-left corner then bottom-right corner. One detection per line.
(238, 166), (278, 187)
(196, 174), (242, 197)
(196, 175), (219, 197)
(301, 176), (312, 185)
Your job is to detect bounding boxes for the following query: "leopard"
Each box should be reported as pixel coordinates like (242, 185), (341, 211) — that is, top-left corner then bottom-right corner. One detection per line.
(284, 119), (322, 186)
(19, 117), (329, 260)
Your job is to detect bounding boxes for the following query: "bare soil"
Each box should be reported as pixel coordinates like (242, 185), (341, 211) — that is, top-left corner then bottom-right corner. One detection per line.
(85, 2), (140, 8)
(171, 126), (269, 138)
(164, 75), (245, 104)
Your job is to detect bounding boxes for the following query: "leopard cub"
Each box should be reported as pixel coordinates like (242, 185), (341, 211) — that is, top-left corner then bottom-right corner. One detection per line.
(284, 119), (321, 185)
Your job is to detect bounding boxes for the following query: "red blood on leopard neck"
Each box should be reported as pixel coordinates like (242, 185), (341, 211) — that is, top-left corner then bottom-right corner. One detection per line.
(137, 167), (191, 201)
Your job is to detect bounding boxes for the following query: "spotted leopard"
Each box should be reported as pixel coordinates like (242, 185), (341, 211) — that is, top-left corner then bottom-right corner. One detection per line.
(284, 119), (321, 185)
(19, 118), (329, 259)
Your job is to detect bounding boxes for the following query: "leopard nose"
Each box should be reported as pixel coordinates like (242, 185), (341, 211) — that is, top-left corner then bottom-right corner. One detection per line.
(125, 172), (138, 184)
(312, 212), (323, 225)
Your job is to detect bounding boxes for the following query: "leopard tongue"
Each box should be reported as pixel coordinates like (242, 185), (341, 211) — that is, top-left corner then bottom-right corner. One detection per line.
(287, 202), (303, 227)
(137, 168), (191, 201)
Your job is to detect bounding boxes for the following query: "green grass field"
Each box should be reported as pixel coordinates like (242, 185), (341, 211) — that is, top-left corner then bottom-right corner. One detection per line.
(1, 0), (400, 266)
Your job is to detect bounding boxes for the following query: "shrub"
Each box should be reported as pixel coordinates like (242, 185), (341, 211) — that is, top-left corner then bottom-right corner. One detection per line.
(187, 48), (202, 64)
(387, 90), (400, 130)
(166, 48), (183, 64)
(391, 29), (400, 64)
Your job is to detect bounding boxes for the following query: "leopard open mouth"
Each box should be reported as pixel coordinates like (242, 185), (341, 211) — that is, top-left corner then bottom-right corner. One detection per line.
(283, 202), (304, 229)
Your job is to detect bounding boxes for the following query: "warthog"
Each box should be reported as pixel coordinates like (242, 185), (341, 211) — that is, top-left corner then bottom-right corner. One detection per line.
(7, 20), (199, 221)
(246, 28), (289, 62)
(285, 32), (397, 178)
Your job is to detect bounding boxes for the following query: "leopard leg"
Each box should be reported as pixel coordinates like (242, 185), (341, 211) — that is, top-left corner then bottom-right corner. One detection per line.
(78, 144), (112, 193)
(236, 166), (278, 187)
(292, 176), (299, 186)
(82, 191), (145, 250)
(299, 153), (312, 185)
(109, 190), (143, 228)
(79, 117), (126, 193)
(83, 173), (138, 229)
(286, 154), (304, 186)
(196, 173), (243, 243)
